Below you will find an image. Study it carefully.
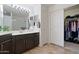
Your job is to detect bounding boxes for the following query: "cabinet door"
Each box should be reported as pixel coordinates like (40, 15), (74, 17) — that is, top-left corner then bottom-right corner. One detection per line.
(33, 33), (39, 46)
(13, 35), (25, 54)
(31, 33), (39, 47)
(25, 38), (34, 50)
(0, 39), (12, 54)
(25, 33), (39, 50)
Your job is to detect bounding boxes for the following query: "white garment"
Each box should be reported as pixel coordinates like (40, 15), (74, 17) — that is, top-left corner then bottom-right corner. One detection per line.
(71, 21), (76, 32)
(78, 20), (79, 28)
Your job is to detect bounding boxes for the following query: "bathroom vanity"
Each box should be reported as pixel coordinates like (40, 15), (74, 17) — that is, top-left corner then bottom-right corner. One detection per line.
(0, 29), (39, 54)
(0, 4), (40, 54)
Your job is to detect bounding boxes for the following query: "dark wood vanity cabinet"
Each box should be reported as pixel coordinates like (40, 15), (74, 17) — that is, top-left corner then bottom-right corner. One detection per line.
(33, 33), (39, 46)
(25, 37), (34, 50)
(13, 35), (26, 53)
(0, 39), (13, 54)
(0, 33), (39, 54)
(13, 33), (39, 54)
(25, 33), (39, 50)
(0, 34), (13, 54)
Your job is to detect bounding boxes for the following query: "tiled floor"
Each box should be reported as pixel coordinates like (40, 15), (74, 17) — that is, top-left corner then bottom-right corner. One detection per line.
(24, 42), (79, 54)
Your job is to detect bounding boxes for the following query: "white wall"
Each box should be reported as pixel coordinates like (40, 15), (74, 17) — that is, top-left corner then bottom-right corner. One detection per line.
(48, 4), (76, 47)
(49, 9), (64, 47)
(40, 5), (49, 46)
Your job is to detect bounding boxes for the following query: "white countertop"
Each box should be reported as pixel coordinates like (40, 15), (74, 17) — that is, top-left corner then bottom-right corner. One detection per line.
(0, 28), (40, 36)
(0, 32), (12, 36)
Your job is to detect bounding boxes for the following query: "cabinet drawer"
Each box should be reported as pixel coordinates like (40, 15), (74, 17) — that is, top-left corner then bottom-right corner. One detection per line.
(0, 39), (12, 54)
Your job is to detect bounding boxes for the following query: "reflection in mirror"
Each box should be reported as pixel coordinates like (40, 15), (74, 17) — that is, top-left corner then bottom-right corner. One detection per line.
(29, 15), (40, 29)
(0, 4), (40, 32)
(12, 15), (27, 30)
(0, 5), (3, 32)
(3, 4), (29, 31)
(3, 9), (12, 31)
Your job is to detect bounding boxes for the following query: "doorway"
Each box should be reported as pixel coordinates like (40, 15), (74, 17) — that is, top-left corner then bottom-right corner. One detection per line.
(64, 4), (79, 53)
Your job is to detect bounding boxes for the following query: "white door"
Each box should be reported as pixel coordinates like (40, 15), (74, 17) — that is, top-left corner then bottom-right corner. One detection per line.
(50, 9), (64, 47)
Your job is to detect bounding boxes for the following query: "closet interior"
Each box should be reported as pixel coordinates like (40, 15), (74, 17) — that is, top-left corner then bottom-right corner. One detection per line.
(64, 14), (79, 43)
(64, 4), (79, 52)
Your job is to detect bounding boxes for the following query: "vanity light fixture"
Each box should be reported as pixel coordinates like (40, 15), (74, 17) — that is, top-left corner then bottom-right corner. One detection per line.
(7, 4), (30, 13)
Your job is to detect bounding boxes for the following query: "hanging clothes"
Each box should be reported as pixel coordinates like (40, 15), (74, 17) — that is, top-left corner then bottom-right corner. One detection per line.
(68, 21), (71, 38)
(71, 20), (78, 40)
(65, 15), (79, 43)
(71, 21), (76, 32)
(77, 20), (79, 41)
(65, 22), (69, 40)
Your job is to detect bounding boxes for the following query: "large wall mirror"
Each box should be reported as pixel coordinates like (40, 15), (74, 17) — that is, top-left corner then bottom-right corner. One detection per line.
(0, 4), (40, 32)
(2, 4), (29, 31)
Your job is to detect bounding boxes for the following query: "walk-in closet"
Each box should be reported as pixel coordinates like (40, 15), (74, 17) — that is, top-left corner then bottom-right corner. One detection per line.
(64, 4), (79, 53)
